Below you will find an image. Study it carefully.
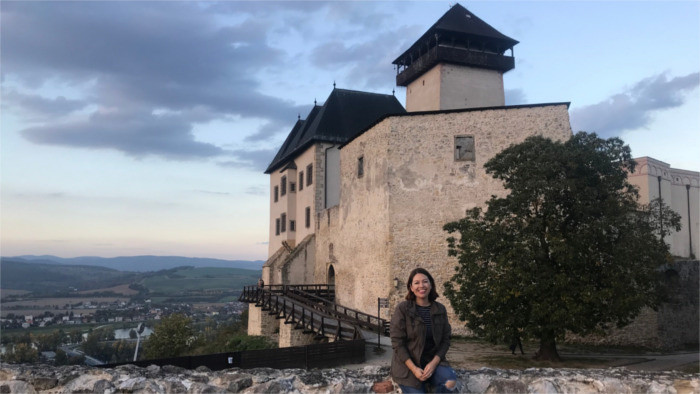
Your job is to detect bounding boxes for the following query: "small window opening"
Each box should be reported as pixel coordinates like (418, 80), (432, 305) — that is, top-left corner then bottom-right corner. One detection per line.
(455, 135), (475, 161)
(357, 156), (364, 178)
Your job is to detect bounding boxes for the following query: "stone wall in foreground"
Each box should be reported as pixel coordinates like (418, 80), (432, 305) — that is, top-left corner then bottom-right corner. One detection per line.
(1, 363), (698, 393)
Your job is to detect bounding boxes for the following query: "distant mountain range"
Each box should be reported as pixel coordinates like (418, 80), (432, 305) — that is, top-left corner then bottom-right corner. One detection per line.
(6, 255), (264, 272)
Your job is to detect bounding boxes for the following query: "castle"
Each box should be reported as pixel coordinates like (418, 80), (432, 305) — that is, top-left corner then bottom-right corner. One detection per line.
(250, 4), (699, 347)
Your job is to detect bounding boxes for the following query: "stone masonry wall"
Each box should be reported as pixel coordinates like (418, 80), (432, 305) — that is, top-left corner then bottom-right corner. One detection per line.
(1, 363), (698, 393)
(390, 104), (572, 333)
(315, 120), (395, 320)
(315, 104), (573, 329)
(278, 321), (317, 348)
(247, 303), (278, 337)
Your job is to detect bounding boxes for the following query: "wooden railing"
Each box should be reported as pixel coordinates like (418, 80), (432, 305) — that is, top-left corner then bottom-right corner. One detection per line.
(240, 285), (359, 341)
(240, 284), (389, 338)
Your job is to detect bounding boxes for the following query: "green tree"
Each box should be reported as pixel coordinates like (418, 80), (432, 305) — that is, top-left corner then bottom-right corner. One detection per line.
(143, 314), (195, 359)
(4, 343), (39, 364)
(443, 132), (681, 361)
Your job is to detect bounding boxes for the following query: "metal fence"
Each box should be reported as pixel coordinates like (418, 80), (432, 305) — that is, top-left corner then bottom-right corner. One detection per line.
(99, 339), (366, 371)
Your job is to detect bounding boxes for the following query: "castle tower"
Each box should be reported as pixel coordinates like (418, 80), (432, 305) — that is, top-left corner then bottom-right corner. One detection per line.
(393, 3), (518, 111)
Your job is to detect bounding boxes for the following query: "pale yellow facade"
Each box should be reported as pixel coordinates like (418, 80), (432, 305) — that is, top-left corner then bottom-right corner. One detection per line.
(627, 156), (700, 258)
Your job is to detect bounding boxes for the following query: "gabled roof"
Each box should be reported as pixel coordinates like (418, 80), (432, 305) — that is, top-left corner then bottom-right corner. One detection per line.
(265, 88), (405, 174)
(393, 3), (518, 65)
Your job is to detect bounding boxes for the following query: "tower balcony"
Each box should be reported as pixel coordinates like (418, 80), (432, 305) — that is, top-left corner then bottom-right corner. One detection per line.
(396, 45), (515, 87)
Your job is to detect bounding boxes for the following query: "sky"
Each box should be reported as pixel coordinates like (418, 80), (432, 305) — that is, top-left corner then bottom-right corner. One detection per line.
(1, 1), (699, 261)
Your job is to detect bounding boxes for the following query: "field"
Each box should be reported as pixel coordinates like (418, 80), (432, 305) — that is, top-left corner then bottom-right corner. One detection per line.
(2, 308), (95, 318)
(141, 267), (259, 294)
(78, 284), (139, 295)
(0, 289), (30, 299)
(1, 296), (129, 317)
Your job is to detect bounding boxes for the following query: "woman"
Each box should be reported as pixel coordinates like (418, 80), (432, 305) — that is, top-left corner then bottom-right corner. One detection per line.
(390, 268), (458, 393)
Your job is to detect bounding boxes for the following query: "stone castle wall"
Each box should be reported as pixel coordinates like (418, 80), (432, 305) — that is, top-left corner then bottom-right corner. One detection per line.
(315, 120), (395, 321)
(1, 363), (697, 393)
(313, 104), (573, 332)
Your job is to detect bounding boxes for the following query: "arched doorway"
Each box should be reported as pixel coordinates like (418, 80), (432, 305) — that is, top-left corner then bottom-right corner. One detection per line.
(327, 265), (336, 287)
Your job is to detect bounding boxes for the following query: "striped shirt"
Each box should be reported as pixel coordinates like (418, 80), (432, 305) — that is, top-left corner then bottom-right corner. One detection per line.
(416, 305), (436, 367)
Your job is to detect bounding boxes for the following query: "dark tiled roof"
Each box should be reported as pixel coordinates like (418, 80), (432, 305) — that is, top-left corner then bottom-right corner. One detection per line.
(265, 88), (405, 174)
(393, 3), (518, 65)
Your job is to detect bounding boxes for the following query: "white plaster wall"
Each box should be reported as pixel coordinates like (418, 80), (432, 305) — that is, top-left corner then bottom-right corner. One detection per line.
(440, 63), (505, 109)
(406, 63), (505, 112)
(325, 147), (341, 208)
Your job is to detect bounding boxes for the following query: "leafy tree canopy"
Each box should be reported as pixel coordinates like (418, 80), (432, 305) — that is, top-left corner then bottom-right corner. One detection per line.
(443, 132), (680, 361)
(143, 313), (195, 359)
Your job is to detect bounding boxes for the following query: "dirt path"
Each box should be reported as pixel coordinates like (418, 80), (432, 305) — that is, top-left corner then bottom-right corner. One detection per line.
(359, 339), (699, 372)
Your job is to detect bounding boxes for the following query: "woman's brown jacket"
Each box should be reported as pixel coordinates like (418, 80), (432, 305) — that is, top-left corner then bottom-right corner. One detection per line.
(390, 300), (451, 388)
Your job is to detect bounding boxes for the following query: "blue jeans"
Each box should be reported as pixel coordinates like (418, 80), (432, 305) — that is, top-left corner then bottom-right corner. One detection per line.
(398, 365), (457, 393)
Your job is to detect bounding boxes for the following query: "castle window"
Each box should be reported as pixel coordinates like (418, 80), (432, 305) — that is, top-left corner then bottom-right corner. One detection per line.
(281, 176), (287, 196)
(305, 206), (311, 228)
(306, 164), (313, 186)
(281, 213), (287, 233)
(290, 220), (296, 232)
(290, 182), (296, 193)
(275, 218), (280, 235)
(357, 156), (364, 178)
(299, 171), (304, 191)
(274, 186), (279, 202)
(454, 135), (475, 161)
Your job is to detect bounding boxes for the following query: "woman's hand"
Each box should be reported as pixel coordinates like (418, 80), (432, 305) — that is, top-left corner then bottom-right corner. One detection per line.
(421, 356), (440, 380)
(410, 365), (426, 380)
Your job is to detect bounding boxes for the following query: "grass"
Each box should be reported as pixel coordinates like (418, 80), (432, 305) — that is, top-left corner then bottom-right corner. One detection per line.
(677, 363), (700, 374)
(448, 337), (696, 371)
(475, 354), (633, 370)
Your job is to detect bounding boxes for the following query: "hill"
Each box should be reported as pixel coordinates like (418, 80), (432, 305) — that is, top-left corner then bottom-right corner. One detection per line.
(0, 258), (139, 293)
(1, 259), (262, 298)
(8, 255), (264, 272)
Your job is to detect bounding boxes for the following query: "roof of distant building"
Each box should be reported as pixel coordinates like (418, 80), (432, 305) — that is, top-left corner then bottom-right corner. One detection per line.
(265, 88), (406, 174)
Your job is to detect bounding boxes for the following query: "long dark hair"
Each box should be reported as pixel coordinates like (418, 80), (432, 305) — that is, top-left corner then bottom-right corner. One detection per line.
(405, 267), (439, 302)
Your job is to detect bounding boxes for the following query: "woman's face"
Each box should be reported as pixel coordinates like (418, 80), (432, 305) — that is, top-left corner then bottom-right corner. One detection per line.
(410, 273), (431, 301)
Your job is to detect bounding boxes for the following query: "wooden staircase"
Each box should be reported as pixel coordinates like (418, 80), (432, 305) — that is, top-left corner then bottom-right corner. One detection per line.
(239, 284), (389, 341)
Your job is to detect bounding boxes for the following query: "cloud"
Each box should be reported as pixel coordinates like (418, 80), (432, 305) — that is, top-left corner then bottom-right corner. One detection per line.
(1, 2), (305, 159)
(245, 185), (267, 196)
(310, 25), (420, 90)
(22, 109), (224, 160)
(218, 148), (278, 172)
(570, 72), (699, 137)
(1, 89), (89, 121)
